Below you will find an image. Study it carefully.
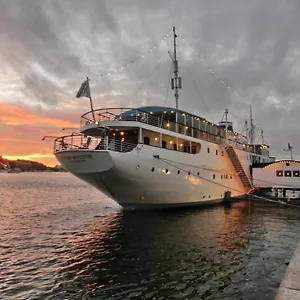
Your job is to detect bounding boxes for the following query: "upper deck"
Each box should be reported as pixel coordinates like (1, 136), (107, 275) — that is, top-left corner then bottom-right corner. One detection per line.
(79, 106), (270, 155)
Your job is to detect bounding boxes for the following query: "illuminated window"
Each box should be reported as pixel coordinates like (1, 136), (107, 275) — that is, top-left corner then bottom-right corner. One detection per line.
(293, 171), (300, 177)
(285, 170), (292, 177)
(276, 170), (283, 177)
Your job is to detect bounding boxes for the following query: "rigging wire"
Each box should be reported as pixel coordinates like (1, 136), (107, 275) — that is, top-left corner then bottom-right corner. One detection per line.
(123, 51), (169, 107)
(156, 156), (300, 209)
(97, 29), (173, 78)
(177, 33), (250, 106)
(177, 48), (212, 119)
(164, 60), (173, 107)
(158, 156), (300, 191)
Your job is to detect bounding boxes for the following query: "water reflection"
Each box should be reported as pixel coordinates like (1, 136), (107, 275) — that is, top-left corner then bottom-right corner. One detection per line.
(3, 174), (300, 299)
(56, 203), (255, 299)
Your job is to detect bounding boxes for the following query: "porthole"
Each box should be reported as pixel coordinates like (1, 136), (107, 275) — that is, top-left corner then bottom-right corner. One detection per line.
(203, 196), (205, 198)
(188, 171), (191, 175)
(177, 170), (180, 174)
(136, 165), (140, 170)
(208, 195), (211, 198)
(165, 169), (169, 174)
(151, 167), (155, 172)
(197, 172), (200, 176)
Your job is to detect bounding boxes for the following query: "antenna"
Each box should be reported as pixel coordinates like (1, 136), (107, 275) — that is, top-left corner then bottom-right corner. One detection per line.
(284, 143), (293, 160)
(170, 26), (181, 110)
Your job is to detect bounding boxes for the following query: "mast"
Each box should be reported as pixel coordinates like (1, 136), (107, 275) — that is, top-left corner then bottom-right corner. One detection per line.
(171, 26), (181, 110)
(250, 105), (254, 145)
(245, 120), (248, 144)
(225, 108), (229, 144)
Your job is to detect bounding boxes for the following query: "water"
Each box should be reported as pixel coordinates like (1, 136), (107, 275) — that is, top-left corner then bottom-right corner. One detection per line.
(0, 173), (300, 299)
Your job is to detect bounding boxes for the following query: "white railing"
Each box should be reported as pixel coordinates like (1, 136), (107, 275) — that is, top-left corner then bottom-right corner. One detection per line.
(54, 133), (137, 153)
(80, 108), (256, 153)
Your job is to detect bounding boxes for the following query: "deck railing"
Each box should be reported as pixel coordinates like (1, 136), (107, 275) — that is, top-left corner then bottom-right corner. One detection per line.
(54, 133), (137, 153)
(80, 108), (255, 153)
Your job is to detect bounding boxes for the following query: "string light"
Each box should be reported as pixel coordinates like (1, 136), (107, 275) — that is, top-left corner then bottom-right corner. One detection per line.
(99, 29), (173, 77)
(178, 34), (250, 106)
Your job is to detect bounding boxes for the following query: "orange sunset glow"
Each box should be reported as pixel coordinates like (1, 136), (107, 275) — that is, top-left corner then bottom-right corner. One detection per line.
(0, 103), (83, 166)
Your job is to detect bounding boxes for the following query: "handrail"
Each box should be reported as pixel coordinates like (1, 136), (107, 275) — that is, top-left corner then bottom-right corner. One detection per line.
(53, 133), (137, 154)
(80, 108), (256, 153)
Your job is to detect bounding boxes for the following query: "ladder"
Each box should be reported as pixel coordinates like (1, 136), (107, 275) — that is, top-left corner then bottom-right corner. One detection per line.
(225, 145), (253, 193)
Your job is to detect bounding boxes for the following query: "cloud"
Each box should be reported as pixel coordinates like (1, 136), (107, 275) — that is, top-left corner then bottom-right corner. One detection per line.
(1, 0), (300, 162)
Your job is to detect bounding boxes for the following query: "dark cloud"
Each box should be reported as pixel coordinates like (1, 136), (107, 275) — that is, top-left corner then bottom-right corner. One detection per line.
(1, 0), (300, 158)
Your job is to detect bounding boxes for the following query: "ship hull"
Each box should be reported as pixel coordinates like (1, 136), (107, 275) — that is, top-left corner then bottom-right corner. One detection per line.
(55, 143), (249, 210)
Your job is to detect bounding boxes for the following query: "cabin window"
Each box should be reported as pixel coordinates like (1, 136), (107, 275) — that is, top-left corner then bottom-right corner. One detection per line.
(216, 150), (218, 155)
(144, 137), (150, 145)
(286, 163), (290, 166)
(207, 148), (210, 154)
(162, 140), (167, 148)
(276, 170), (283, 177)
(285, 170), (292, 177)
(213, 174), (215, 179)
(293, 171), (300, 177)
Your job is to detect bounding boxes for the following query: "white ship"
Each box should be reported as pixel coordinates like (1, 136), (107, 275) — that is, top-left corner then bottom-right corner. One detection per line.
(54, 27), (275, 210)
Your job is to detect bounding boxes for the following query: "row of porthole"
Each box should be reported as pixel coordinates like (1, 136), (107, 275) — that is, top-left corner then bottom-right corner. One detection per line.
(151, 167), (200, 176)
(150, 167), (233, 180)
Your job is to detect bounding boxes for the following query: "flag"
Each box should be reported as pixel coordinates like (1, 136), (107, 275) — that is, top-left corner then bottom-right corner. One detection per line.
(76, 79), (91, 99)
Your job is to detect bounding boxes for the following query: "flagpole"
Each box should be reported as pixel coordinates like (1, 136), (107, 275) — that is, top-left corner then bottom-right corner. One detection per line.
(87, 77), (96, 122)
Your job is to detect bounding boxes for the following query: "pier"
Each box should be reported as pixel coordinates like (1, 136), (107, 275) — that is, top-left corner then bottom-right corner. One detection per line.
(275, 244), (300, 299)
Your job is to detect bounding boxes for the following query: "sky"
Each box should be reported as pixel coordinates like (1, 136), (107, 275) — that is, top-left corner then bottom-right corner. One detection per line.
(1, 0), (300, 166)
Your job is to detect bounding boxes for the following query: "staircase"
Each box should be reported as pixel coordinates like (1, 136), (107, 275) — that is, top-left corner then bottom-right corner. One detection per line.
(225, 145), (253, 193)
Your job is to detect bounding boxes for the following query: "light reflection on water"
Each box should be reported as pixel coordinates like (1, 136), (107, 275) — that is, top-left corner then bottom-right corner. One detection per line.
(0, 173), (300, 299)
